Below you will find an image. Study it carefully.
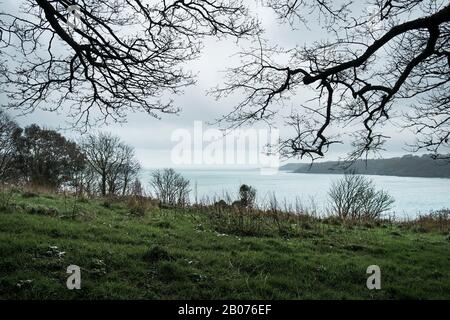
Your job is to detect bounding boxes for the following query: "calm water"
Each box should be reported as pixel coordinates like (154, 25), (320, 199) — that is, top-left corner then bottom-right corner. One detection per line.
(141, 168), (450, 218)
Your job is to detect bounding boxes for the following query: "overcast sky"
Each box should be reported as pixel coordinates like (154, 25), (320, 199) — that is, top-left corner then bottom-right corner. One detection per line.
(1, 0), (421, 168)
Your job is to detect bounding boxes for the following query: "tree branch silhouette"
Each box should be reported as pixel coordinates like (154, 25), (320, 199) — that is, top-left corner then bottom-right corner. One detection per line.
(0, 0), (258, 126)
(214, 1), (450, 160)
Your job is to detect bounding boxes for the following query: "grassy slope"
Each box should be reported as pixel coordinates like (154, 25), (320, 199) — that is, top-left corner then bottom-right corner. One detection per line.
(0, 193), (449, 299)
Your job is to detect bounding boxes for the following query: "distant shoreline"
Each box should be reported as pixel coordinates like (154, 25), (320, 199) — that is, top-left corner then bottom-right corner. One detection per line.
(279, 154), (450, 179)
(279, 170), (450, 180)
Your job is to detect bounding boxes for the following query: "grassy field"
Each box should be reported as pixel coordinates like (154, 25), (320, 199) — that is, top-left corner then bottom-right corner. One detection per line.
(0, 190), (449, 299)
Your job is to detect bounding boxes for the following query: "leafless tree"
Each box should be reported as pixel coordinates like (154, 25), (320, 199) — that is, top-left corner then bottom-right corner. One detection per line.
(118, 156), (141, 197)
(130, 178), (144, 197)
(0, 110), (20, 182)
(81, 132), (139, 196)
(214, 0), (450, 161)
(151, 168), (190, 206)
(72, 162), (96, 196)
(328, 173), (394, 220)
(105, 144), (140, 196)
(0, 0), (258, 126)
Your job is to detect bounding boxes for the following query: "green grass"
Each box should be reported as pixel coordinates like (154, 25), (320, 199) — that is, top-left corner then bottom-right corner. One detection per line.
(0, 192), (449, 299)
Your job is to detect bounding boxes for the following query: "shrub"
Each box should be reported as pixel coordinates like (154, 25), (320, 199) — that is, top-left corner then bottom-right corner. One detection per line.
(238, 184), (256, 208)
(328, 173), (394, 221)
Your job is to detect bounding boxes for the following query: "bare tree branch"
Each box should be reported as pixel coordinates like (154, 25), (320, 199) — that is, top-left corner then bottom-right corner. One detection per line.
(214, 1), (450, 160)
(0, 0), (259, 127)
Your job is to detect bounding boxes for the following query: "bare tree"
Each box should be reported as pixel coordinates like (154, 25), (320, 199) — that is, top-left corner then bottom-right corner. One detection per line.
(130, 178), (144, 197)
(118, 156), (141, 197)
(106, 144), (140, 196)
(72, 161), (96, 196)
(81, 132), (139, 196)
(328, 173), (394, 220)
(0, 110), (20, 182)
(214, 1), (450, 161)
(0, 0), (258, 126)
(151, 168), (190, 206)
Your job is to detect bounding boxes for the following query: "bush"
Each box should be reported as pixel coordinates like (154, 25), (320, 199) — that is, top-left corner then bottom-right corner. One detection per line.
(238, 184), (256, 208)
(328, 173), (394, 221)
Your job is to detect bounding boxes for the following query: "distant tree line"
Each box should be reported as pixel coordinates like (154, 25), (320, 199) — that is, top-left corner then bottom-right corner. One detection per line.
(0, 110), (140, 196)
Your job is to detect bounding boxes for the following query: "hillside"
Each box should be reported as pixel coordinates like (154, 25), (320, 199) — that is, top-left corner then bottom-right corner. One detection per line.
(1, 191), (450, 299)
(280, 155), (450, 178)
